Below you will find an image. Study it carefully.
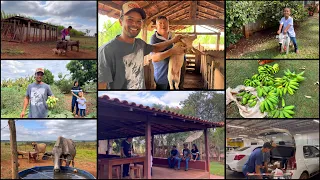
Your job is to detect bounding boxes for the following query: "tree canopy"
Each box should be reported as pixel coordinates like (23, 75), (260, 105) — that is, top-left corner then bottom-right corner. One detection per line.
(66, 60), (97, 86)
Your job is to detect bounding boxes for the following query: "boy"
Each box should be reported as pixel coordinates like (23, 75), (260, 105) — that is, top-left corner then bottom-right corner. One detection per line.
(277, 7), (299, 54)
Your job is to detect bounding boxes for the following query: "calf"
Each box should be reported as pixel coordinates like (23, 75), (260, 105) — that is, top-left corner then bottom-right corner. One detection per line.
(168, 35), (197, 90)
(55, 40), (80, 54)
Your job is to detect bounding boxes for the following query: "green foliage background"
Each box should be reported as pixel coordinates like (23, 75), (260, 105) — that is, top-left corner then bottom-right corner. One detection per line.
(98, 19), (224, 47)
(226, 1), (308, 47)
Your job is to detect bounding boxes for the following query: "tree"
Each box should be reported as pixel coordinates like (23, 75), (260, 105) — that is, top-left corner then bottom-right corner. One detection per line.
(180, 91), (225, 122)
(43, 69), (54, 85)
(55, 73), (73, 93)
(85, 29), (91, 36)
(66, 60), (97, 86)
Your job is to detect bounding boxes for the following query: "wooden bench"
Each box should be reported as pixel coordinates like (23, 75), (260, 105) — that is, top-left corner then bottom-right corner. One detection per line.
(153, 157), (206, 171)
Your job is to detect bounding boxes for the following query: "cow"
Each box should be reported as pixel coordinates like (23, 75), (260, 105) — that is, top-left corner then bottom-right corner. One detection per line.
(31, 142), (47, 160)
(43, 136), (76, 172)
(168, 35), (197, 90)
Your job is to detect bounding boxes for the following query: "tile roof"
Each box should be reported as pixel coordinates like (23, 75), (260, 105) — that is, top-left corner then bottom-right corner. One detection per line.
(99, 95), (224, 127)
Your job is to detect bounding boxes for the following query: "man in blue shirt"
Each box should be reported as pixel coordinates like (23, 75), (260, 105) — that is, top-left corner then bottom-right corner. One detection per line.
(242, 142), (272, 179)
(167, 145), (179, 168)
(150, 16), (186, 90)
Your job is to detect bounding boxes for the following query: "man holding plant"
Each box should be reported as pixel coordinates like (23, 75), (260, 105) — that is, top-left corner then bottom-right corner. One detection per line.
(20, 68), (54, 118)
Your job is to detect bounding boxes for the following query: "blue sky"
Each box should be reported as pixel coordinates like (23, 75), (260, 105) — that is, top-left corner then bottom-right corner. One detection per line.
(99, 91), (224, 108)
(1, 1), (96, 35)
(1, 60), (71, 81)
(1, 120), (96, 141)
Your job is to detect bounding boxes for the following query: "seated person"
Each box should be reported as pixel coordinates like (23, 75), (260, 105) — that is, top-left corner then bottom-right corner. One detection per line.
(167, 145), (180, 168)
(191, 144), (200, 161)
(177, 143), (191, 171)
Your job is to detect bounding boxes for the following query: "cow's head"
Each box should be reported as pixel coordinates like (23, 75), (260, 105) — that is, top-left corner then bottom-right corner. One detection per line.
(44, 145), (71, 173)
(31, 142), (37, 149)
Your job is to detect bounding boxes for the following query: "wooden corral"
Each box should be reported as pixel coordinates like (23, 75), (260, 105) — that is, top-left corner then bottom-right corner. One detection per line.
(1, 16), (58, 43)
(98, 1), (225, 90)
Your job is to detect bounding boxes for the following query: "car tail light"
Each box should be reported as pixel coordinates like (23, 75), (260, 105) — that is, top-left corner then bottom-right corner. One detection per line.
(287, 156), (297, 170)
(234, 155), (245, 160)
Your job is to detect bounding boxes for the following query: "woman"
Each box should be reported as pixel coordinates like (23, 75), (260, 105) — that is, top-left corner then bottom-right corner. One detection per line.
(61, 26), (72, 40)
(71, 81), (82, 117)
(191, 144), (200, 161)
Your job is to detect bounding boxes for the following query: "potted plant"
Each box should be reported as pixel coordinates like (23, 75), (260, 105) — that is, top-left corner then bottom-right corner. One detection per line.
(307, 5), (316, 16)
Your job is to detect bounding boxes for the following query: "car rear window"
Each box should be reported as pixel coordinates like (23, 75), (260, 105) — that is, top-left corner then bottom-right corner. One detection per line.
(271, 146), (295, 158)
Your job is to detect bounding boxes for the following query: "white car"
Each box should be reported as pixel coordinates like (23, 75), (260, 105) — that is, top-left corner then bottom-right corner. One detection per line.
(258, 128), (319, 179)
(226, 145), (262, 172)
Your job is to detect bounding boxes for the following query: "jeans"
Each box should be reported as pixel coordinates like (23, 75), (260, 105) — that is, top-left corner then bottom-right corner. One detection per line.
(80, 109), (86, 117)
(192, 156), (200, 160)
(71, 96), (79, 115)
(168, 157), (180, 168)
(156, 83), (169, 90)
(289, 36), (298, 52)
(177, 157), (190, 170)
(123, 164), (129, 177)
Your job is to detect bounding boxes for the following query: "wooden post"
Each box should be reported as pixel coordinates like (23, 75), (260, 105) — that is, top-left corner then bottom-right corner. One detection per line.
(21, 24), (25, 42)
(45, 25), (47, 41)
(151, 135), (154, 156)
(40, 25), (42, 42)
(56, 27), (59, 40)
(27, 21), (30, 42)
(144, 120), (151, 179)
(33, 25), (36, 42)
(49, 26), (51, 41)
(216, 34), (220, 50)
(8, 120), (19, 179)
(107, 139), (110, 155)
(204, 128), (210, 173)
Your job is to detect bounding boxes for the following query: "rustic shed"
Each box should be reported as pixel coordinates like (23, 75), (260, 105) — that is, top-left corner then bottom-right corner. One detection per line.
(98, 1), (225, 90)
(1, 16), (59, 43)
(98, 95), (224, 179)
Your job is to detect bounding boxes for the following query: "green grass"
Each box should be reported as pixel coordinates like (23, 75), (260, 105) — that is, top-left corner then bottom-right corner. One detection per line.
(226, 60), (319, 118)
(210, 161), (224, 176)
(1, 49), (25, 55)
(71, 36), (97, 51)
(232, 15), (319, 58)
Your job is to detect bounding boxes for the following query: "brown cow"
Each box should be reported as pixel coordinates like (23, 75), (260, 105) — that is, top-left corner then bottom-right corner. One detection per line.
(31, 142), (47, 160)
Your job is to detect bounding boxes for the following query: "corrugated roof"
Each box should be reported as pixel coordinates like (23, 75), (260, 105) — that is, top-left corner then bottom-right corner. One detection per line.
(99, 95), (224, 127)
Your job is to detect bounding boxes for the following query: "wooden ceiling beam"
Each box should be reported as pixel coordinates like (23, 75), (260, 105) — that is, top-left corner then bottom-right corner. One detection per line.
(170, 13), (189, 21)
(99, 1), (121, 12)
(189, 1), (197, 20)
(175, 32), (220, 35)
(169, 19), (224, 26)
(204, 1), (224, 11)
(166, 7), (189, 21)
(198, 11), (219, 20)
(198, 5), (222, 19)
(146, 2), (185, 24)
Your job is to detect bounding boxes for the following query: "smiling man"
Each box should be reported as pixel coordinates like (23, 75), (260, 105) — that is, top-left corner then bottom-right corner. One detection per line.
(98, 1), (186, 89)
(20, 68), (54, 118)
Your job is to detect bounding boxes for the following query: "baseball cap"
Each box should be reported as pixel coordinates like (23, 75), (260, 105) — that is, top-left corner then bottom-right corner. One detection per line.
(121, 1), (146, 20)
(35, 68), (44, 74)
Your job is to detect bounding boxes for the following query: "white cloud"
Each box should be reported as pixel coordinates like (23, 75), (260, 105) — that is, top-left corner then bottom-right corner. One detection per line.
(1, 120), (96, 141)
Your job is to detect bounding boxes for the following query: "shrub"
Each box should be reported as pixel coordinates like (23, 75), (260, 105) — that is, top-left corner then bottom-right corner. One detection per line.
(226, 1), (308, 47)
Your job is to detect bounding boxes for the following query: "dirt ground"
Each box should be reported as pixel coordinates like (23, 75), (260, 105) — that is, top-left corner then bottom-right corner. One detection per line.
(0, 156), (96, 179)
(63, 93), (96, 118)
(1, 41), (96, 59)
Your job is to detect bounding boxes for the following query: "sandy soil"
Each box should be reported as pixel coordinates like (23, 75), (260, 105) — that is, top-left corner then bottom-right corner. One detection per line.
(1, 41), (96, 59)
(0, 156), (96, 179)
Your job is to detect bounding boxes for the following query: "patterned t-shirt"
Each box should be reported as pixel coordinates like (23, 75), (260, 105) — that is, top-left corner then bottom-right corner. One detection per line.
(98, 35), (154, 89)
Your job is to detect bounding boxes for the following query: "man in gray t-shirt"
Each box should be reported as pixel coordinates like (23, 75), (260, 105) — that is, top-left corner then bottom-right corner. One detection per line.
(98, 1), (185, 90)
(21, 68), (54, 118)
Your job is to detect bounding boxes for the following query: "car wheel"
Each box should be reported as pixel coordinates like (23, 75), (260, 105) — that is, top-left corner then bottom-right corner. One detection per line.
(299, 172), (309, 179)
